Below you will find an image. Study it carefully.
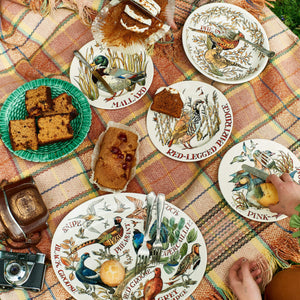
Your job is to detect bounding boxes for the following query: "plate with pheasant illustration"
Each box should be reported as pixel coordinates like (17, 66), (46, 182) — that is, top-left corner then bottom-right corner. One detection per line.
(218, 139), (300, 222)
(70, 40), (154, 109)
(182, 3), (270, 84)
(51, 193), (207, 300)
(147, 81), (233, 162)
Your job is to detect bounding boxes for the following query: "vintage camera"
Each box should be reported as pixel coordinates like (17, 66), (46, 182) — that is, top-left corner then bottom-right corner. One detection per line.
(0, 250), (46, 291)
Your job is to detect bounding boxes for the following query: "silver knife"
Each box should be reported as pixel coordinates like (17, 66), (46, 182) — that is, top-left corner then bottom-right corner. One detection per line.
(241, 164), (269, 181)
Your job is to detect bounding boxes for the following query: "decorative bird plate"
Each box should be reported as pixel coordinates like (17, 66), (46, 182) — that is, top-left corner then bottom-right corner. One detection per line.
(51, 193), (207, 300)
(70, 40), (154, 109)
(147, 81), (233, 162)
(182, 3), (270, 84)
(0, 78), (91, 162)
(218, 139), (300, 222)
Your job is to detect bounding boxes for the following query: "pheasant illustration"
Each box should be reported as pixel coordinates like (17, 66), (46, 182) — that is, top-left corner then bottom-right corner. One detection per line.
(169, 243), (201, 280)
(142, 267), (163, 300)
(189, 27), (243, 50)
(204, 36), (245, 75)
(75, 253), (115, 293)
(71, 216), (123, 254)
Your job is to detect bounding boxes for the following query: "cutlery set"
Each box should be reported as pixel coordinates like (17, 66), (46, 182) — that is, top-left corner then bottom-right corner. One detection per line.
(135, 192), (165, 274)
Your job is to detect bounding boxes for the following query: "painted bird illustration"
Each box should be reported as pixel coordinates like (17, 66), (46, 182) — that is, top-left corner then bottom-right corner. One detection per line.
(70, 200), (104, 228)
(168, 99), (205, 149)
(91, 55), (146, 93)
(75, 252), (115, 294)
(71, 216), (123, 254)
(142, 267), (163, 300)
(189, 27), (243, 50)
(169, 243), (201, 280)
(204, 36), (245, 76)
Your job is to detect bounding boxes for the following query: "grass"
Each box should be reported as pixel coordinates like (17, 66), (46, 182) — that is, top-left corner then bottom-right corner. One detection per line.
(269, 0), (300, 38)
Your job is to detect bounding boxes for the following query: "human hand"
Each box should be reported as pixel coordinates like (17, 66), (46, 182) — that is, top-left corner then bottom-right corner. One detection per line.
(228, 258), (262, 300)
(166, 0), (177, 30)
(267, 173), (300, 217)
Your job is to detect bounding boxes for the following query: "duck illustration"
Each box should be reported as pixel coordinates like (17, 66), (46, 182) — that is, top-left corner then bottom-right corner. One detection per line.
(204, 36), (245, 76)
(71, 216), (123, 254)
(169, 243), (201, 280)
(91, 55), (146, 93)
(189, 27), (243, 50)
(142, 267), (163, 300)
(75, 253), (115, 294)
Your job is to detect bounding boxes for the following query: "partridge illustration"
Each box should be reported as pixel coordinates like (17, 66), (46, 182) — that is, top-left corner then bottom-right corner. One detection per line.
(170, 243), (201, 280)
(142, 267), (163, 300)
(71, 216), (123, 254)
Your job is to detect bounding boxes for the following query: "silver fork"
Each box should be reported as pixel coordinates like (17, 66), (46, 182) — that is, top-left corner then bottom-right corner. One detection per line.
(152, 193), (165, 264)
(135, 192), (155, 274)
(226, 30), (275, 58)
(256, 151), (276, 169)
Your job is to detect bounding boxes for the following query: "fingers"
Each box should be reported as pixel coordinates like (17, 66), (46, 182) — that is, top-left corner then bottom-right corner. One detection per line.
(266, 174), (282, 185)
(229, 257), (244, 282)
(280, 173), (293, 182)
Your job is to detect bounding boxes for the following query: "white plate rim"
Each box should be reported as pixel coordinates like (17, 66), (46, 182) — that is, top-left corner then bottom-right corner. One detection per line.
(182, 3), (270, 84)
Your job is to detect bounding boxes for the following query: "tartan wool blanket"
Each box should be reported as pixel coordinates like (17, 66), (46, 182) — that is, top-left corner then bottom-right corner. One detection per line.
(0, 0), (300, 299)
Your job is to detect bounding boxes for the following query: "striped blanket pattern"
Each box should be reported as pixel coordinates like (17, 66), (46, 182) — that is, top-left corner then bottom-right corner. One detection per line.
(0, 0), (299, 299)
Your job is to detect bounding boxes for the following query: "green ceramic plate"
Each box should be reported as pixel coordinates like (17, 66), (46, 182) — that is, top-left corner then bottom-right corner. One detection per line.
(0, 78), (91, 162)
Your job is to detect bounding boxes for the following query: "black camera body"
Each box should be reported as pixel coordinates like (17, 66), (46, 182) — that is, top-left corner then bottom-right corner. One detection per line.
(0, 250), (46, 291)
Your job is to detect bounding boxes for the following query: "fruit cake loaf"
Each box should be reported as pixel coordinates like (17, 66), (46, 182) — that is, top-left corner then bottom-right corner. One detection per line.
(151, 86), (183, 118)
(44, 93), (78, 119)
(37, 114), (74, 145)
(94, 126), (138, 190)
(9, 118), (39, 151)
(25, 85), (52, 117)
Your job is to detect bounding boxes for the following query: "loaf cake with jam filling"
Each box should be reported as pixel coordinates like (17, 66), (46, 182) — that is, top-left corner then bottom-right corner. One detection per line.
(25, 85), (52, 117)
(9, 118), (39, 151)
(37, 114), (74, 145)
(93, 126), (138, 191)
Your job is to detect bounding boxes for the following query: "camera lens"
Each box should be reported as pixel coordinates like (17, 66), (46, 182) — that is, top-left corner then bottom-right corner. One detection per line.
(4, 260), (29, 286)
(8, 263), (21, 276)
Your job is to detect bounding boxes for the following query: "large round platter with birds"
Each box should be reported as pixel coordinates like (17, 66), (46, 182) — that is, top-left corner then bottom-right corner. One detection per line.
(218, 139), (300, 222)
(51, 193), (207, 300)
(147, 81), (233, 162)
(70, 40), (154, 109)
(182, 3), (270, 84)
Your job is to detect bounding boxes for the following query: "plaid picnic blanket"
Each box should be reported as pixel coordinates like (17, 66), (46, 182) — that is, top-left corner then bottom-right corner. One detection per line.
(0, 0), (300, 299)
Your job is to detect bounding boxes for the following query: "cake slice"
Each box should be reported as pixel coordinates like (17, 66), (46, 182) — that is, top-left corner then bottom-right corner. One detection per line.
(120, 12), (150, 33)
(151, 87), (184, 118)
(9, 118), (38, 151)
(44, 93), (78, 119)
(25, 85), (52, 117)
(131, 0), (161, 17)
(37, 114), (74, 145)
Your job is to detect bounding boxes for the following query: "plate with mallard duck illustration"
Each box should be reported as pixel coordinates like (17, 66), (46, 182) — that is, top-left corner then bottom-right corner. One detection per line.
(51, 193), (207, 300)
(70, 40), (154, 109)
(218, 139), (300, 222)
(182, 3), (271, 84)
(146, 81), (233, 162)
